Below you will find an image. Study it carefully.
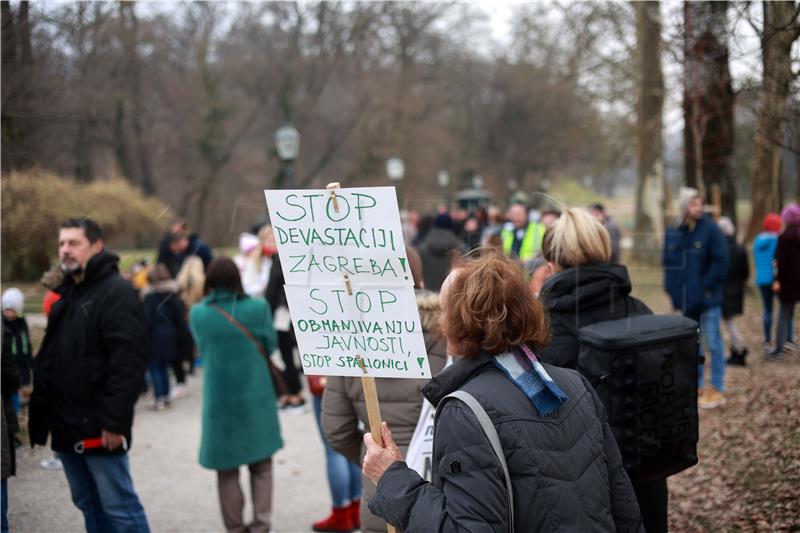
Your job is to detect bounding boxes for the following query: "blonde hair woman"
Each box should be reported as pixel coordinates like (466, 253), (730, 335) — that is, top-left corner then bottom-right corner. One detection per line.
(537, 207), (650, 368)
(538, 207), (667, 533)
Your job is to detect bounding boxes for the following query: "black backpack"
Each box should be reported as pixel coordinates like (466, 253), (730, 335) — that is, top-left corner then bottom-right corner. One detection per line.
(574, 314), (700, 482)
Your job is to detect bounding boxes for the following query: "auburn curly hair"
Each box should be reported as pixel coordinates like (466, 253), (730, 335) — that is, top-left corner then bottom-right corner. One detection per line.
(440, 250), (550, 358)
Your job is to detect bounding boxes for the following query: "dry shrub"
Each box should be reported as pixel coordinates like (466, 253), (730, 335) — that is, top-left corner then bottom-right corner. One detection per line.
(1, 169), (171, 281)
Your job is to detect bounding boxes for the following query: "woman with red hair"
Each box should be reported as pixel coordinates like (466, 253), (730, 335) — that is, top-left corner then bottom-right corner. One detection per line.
(361, 252), (642, 532)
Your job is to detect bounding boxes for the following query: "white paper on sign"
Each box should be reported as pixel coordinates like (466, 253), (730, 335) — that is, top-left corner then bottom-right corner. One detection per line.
(284, 284), (431, 379)
(264, 187), (412, 287)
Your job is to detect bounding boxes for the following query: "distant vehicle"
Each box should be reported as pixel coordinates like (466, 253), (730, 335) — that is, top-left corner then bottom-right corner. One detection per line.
(456, 188), (489, 210)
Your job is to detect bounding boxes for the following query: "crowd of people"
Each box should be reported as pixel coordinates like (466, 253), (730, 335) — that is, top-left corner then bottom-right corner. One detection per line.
(1, 187), (799, 533)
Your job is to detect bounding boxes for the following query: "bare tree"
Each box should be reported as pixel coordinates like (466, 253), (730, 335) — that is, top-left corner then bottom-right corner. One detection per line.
(747, 1), (800, 239)
(633, 1), (665, 259)
(683, 1), (737, 223)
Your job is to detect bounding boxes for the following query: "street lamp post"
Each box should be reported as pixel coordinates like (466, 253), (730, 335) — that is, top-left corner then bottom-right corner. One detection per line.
(386, 156), (405, 205)
(437, 169), (449, 207)
(275, 124), (300, 188)
(386, 157), (405, 182)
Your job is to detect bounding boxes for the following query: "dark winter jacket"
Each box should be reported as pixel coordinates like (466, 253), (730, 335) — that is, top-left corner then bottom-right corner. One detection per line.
(369, 354), (644, 533)
(265, 253), (289, 312)
(29, 251), (149, 454)
(157, 233), (214, 277)
(2, 349), (20, 478)
(143, 281), (188, 365)
(417, 228), (467, 292)
(722, 237), (749, 318)
(538, 264), (652, 369)
(2, 315), (33, 385)
(663, 214), (729, 320)
(776, 225), (800, 304)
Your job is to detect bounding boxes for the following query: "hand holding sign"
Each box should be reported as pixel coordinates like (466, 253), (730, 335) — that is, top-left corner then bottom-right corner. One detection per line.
(266, 185), (416, 533)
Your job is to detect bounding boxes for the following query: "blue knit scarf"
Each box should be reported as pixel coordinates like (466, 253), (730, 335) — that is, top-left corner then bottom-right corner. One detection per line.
(492, 345), (569, 416)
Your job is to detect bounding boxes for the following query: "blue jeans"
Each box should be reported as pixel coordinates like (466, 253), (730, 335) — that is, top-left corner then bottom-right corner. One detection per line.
(148, 363), (170, 401)
(759, 284), (775, 343)
(57, 452), (150, 533)
(774, 302), (797, 353)
(312, 396), (362, 508)
(698, 306), (725, 391)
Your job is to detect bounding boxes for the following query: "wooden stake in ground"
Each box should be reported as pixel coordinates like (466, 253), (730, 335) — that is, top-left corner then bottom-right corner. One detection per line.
(356, 355), (397, 533)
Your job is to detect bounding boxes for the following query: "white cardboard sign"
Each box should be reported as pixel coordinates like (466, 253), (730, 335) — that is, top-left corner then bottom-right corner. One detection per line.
(284, 284), (431, 378)
(264, 187), (412, 287)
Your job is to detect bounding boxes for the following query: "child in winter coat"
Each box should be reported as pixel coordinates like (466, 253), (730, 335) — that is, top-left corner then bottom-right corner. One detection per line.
(143, 264), (189, 409)
(2, 289), (33, 411)
(718, 217), (750, 366)
(752, 213), (782, 348)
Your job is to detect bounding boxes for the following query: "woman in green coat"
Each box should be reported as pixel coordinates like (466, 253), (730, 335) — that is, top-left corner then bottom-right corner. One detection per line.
(189, 257), (283, 533)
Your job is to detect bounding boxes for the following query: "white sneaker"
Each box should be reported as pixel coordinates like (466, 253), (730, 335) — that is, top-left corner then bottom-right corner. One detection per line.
(40, 456), (63, 470)
(170, 384), (187, 400)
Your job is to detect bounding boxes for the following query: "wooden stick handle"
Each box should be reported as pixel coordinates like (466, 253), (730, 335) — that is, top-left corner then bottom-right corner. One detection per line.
(360, 375), (397, 533)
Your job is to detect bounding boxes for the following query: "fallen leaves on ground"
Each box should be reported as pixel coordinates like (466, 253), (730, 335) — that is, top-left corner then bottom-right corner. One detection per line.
(667, 310), (800, 532)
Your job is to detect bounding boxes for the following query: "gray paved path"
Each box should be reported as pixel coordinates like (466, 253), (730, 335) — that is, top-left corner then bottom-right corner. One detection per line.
(8, 371), (336, 533)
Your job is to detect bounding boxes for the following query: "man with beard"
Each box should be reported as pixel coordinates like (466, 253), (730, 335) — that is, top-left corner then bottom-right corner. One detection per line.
(29, 218), (150, 533)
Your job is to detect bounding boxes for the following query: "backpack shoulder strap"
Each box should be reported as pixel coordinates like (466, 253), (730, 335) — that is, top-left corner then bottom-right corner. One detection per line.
(438, 390), (514, 531)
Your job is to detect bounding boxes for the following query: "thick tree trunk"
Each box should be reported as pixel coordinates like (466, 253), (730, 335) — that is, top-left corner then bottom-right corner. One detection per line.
(683, 1), (737, 225)
(1, 1), (18, 173)
(747, 1), (799, 240)
(120, 3), (155, 194)
(633, 1), (665, 260)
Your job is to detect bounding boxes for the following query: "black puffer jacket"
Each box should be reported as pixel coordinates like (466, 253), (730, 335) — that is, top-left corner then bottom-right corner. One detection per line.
(369, 354), (643, 533)
(29, 251), (148, 454)
(538, 264), (651, 369)
(722, 237), (749, 318)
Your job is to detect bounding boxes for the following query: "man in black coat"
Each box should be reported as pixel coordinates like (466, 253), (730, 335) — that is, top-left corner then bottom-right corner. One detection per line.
(29, 218), (151, 533)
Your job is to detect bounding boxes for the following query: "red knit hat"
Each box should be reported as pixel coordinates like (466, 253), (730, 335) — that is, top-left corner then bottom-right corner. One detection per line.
(763, 213), (782, 233)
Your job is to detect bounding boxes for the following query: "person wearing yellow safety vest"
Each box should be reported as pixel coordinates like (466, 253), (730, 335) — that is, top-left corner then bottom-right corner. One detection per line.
(501, 204), (546, 261)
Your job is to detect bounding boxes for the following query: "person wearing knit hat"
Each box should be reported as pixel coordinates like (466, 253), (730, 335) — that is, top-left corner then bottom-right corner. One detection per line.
(1, 289), (23, 316)
(717, 218), (750, 366)
(753, 213), (783, 348)
(663, 189), (729, 409)
(676, 187), (702, 226)
(2, 287), (33, 406)
(767, 204), (800, 360)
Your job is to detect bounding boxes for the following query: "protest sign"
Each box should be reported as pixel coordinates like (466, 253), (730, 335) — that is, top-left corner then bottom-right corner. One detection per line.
(284, 284), (431, 378)
(266, 184), (413, 533)
(264, 187), (411, 287)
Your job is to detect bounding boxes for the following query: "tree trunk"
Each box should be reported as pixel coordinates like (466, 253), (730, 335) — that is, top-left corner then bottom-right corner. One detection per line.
(746, 1), (799, 240)
(1, 1), (17, 173)
(113, 97), (132, 179)
(120, 2), (155, 194)
(683, 1), (737, 225)
(634, 1), (665, 261)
